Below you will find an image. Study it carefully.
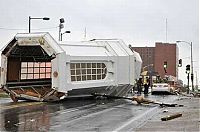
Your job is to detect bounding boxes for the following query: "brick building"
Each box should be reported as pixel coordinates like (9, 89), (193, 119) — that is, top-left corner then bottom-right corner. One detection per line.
(131, 42), (178, 79)
(131, 47), (155, 72)
(155, 42), (178, 78)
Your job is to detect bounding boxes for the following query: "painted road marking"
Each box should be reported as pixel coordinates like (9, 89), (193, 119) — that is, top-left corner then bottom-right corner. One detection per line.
(50, 103), (128, 130)
(113, 106), (158, 132)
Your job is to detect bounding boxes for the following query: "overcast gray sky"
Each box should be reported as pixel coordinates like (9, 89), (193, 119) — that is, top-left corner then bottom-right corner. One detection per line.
(0, 0), (199, 85)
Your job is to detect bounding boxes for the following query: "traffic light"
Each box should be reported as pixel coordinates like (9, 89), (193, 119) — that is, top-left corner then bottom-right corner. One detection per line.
(186, 65), (190, 74)
(178, 59), (182, 67)
(164, 61), (167, 68)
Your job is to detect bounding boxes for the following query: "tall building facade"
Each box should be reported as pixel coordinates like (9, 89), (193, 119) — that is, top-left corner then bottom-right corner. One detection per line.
(155, 42), (178, 78)
(132, 47), (155, 72)
(131, 42), (178, 79)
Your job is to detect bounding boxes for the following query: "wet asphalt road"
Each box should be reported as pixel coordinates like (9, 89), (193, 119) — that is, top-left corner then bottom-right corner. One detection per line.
(0, 94), (178, 131)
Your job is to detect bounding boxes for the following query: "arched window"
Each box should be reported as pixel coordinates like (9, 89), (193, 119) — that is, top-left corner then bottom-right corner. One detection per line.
(21, 62), (51, 80)
(70, 63), (107, 81)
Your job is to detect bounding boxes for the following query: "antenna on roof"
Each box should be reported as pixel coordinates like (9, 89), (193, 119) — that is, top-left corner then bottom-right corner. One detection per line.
(84, 27), (87, 40)
(166, 18), (168, 43)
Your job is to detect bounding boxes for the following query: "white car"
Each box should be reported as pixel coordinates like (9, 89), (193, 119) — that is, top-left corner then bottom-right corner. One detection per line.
(151, 83), (174, 94)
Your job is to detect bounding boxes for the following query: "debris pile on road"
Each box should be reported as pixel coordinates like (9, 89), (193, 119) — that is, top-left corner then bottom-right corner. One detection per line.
(175, 91), (200, 98)
(92, 93), (181, 107)
(192, 92), (200, 98)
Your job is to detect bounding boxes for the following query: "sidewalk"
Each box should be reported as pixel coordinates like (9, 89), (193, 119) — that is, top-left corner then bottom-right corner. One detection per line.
(135, 96), (200, 131)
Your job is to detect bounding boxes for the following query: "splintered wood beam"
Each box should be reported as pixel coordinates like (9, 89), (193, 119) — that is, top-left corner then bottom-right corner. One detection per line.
(161, 113), (182, 121)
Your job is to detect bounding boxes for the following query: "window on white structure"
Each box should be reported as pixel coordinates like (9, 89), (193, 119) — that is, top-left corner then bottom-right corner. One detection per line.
(21, 62), (51, 80)
(70, 63), (107, 81)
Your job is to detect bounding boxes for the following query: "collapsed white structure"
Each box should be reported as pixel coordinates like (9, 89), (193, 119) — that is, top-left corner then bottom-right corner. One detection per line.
(1, 32), (142, 102)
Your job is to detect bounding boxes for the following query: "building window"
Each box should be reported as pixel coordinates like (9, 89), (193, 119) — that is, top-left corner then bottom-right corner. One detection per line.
(70, 63), (107, 82)
(21, 62), (51, 80)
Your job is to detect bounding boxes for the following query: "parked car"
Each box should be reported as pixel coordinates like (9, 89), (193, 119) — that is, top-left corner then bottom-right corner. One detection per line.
(151, 83), (174, 94)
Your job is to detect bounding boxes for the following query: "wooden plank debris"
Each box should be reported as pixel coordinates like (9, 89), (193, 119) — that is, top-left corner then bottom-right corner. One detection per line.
(161, 113), (182, 121)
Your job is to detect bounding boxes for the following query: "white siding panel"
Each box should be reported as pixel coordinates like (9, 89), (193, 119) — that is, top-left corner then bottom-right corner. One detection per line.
(1, 55), (7, 85)
(117, 56), (129, 84)
(52, 52), (69, 92)
(60, 45), (111, 57)
(129, 55), (135, 85)
(107, 42), (128, 56)
(133, 52), (142, 80)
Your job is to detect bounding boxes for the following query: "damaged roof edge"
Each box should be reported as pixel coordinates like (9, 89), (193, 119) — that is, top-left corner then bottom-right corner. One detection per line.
(2, 32), (65, 56)
(1, 38), (17, 56)
(16, 32), (64, 54)
(15, 32), (50, 38)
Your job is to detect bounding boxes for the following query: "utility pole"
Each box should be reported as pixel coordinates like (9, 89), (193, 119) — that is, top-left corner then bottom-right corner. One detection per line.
(59, 18), (65, 41)
(84, 27), (87, 40)
(29, 16), (31, 33)
(166, 18), (168, 43)
(186, 64), (190, 94)
(28, 16), (50, 33)
(60, 31), (70, 41)
(176, 41), (194, 92)
(187, 72), (190, 94)
(190, 42), (194, 92)
(195, 71), (198, 91)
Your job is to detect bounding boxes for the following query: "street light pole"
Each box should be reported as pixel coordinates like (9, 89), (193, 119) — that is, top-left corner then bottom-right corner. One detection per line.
(59, 18), (65, 41)
(176, 41), (194, 92)
(29, 16), (31, 33)
(187, 72), (190, 94)
(61, 31), (71, 41)
(28, 16), (50, 33)
(190, 42), (194, 92)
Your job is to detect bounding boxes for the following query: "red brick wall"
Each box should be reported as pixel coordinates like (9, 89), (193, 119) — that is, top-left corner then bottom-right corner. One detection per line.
(132, 47), (155, 71)
(154, 42), (177, 78)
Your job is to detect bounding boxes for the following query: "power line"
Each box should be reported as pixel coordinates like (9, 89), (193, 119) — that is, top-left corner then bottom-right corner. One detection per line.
(166, 18), (168, 43)
(33, 26), (58, 30)
(0, 27), (26, 30)
(0, 26), (58, 31)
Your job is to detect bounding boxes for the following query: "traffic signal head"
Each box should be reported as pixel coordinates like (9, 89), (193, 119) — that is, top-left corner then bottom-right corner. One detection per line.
(178, 59), (182, 67)
(186, 64), (190, 73)
(164, 61), (167, 68)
